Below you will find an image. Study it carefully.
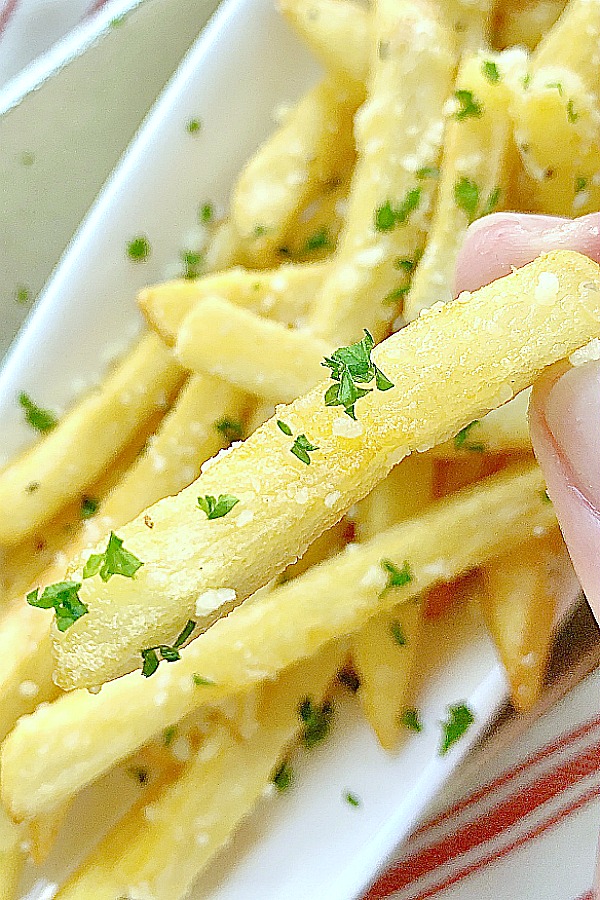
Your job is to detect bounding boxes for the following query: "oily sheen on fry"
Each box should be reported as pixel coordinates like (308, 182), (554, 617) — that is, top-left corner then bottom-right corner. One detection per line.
(52, 251), (600, 690)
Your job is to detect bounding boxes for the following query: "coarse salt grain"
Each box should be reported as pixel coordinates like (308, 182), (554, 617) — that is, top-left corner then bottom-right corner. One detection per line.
(534, 271), (560, 304)
(332, 417), (364, 438)
(324, 490), (341, 508)
(195, 587), (237, 616)
(570, 338), (600, 366)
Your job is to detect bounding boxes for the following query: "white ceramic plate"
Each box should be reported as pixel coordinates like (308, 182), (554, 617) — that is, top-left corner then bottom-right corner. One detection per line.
(0, 1), (579, 897)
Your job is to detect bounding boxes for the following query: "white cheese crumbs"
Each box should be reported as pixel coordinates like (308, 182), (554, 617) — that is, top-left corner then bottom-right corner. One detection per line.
(521, 652), (538, 669)
(422, 559), (452, 580)
(533, 525), (547, 537)
(456, 291), (472, 304)
(360, 565), (388, 591)
(54, 551), (68, 570)
(171, 736), (192, 762)
(324, 490), (341, 508)
(570, 338), (600, 366)
(332, 416), (364, 438)
(534, 271), (560, 304)
(356, 246), (386, 267)
(294, 487), (309, 504)
(149, 448), (167, 473)
(573, 190), (591, 211)
(271, 274), (288, 292)
(195, 587), (237, 616)
(195, 832), (209, 847)
(236, 509), (255, 526)
(154, 690), (168, 707)
(200, 441), (242, 472)
(18, 680), (39, 698)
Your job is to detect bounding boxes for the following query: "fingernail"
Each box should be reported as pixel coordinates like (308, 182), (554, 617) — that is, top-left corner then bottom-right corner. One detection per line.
(544, 361), (600, 510)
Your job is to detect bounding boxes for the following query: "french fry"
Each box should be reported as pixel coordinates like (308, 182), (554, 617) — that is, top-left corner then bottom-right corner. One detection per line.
(3, 464), (559, 821)
(49, 251), (600, 690)
(280, 173), (351, 263)
(0, 806), (24, 900)
(53, 642), (344, 900)
(278, 0), (370, 85)
(533, 0), (600, 99)
(403, 50), (521, 322)
(231, 78), (360, 267)
(438, 0), (495, 52)
(203, 219), (244, 271)
(492, 0), (567, 52)
(174, 298), (331, 403)
(139, 262), (328, 345)
(481, 534), (561, 711)
(352, 456), (434, 749)
(432, 390), (532, 457)
(308, 0), (455, 344)
(0, 333), (183, 548)
(0, 375), (246, 745)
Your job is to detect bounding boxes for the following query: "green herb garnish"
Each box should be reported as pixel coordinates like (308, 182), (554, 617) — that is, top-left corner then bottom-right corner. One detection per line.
(400, 707), (422, 732)
(374, 188), (421, 232)
(299, 698), (333, 749)
(215, 417), (244, 445)
(126, 236), (151, 262)
(253, 224), (268, 238)
(390, 621), (407, 646)
(439, 702), (475, 754)
(395, 257), (416, 274)
(25, 481), (40, 493)
(454, 420), (485, 452)
(454, 177), (480, 222)
(542, 489), (552, 504)
(192, 673), (216, 686)
(277, 420), (293, 436)
(383, 285), (411, 305)
(482, 60), (500, 84)
(345, 791), (361, 807)
(181, 250), (203, 280)
(83, 532), (143, 582)
(546, 81), (563, 95)
(163, 726), (178, 747)
(323, 329), (394, 419)
(197, 494), (239, 520)
(27, 581), (88, 632)
(567, 99), (578, 123)
(575, 176), (588, 193)
(290, 434), (319, 465)
(186, 118), (202, 134)
(454, 89), (483, 120)
(416, 166), (439, 180)
(80, 496), (99, 519)
(304, 227), (332, 254)
(19, 392), (57, 433)
(272, 761), (293, 792)
(141, 619), (197, 677)
(200, 202), (214, 224)
(380, 559), (412, 595)
(15, 285), (30, 304)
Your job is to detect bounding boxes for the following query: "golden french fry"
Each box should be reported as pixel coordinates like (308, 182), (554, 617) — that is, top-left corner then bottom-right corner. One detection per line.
(308, 0), (455, 344)
(492, 0), (567, 52)
(481, 534), (561, 711)
(0, 334), (183, 548)
(27, 804), (70, 865)
(278, 0), (370, 85)
(534, 0), (600, 100)
(280, 174), (351, 263)
(203, 219), (244, 271)
(139, 262), (327, 345)
(0, 805), (24, 900)
(48, 251), (600, 690)
(174, 298), (331, 403)
(3, 463), (558, 822)
(231, 78), (360, 267)
(403, 50), (523, 322)
(53, 643), (344, 900)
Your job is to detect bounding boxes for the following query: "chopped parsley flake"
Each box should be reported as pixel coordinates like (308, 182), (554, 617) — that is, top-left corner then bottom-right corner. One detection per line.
(186, 118), (202, 134)
(27, 581), (88, 632)
(253, 224), (269, 238)
(181, 250), (203, 280)
(21, 151), (35, 166)
(454, 89), (483, 120)
(542, 489), (552, 504)
(277, 420), (293, 436)
(200, 202), (214, 224)
(567, 99), (578, 123)
(395, 257), (416, 274)
(272, 760), (293, 792)
(383, 285), (411, 305)
(80, 496), (99, 519)
(380, 559), (412, 595)
(83, 532), (144, 582)
(400, 707), (422, 732)
(345, 791), (361, 807)
(19, 392), (58, 433)
(15, 285), (30, 304)
(440, 702), (474, 754)
(290, 433), (319, 465)
(197, 494), (239, 519)
(192, 673), (216, 686)
(522, 73), (531, 90)
(110, 13), (126, 26)
(299, 697), (333, 749)
(454, 420), (485, 452)
(215, 417), (244, 445)
(163, 725), (178, 747)
(482, 60), (500, 84)
(126, 236), (151, 262)
(390, 620), (407, 646)
(482, 186), (501, 217)
(546, 81), (563, 95)
(575, 176), (588, 193)
(374, 188), (421, 232)
(26, 481), (40, 493)
(416, 166), (439, 180)
(454, 177), (480, 222)
(141, 619), (197, 677)
(323, 329), (394, 419)
(304, 227), (332, 254)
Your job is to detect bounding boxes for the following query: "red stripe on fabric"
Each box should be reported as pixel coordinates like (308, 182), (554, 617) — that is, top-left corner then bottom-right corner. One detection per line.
(413, 714), (600, 838)
(0, 0), (20, 38)
(574, 892), (595, 900)
(365, 740), (600, 899)
(86, 0), (112, 16)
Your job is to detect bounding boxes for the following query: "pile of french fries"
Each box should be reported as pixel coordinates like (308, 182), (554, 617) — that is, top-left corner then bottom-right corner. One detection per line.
(1, 0), (600, 895)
